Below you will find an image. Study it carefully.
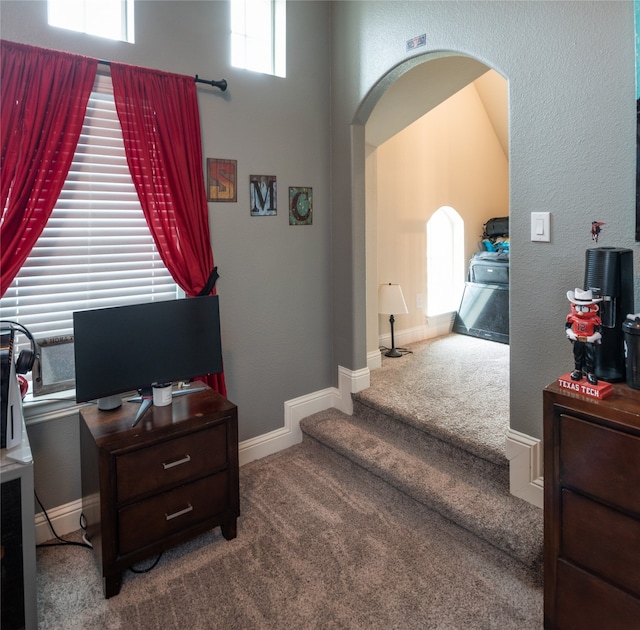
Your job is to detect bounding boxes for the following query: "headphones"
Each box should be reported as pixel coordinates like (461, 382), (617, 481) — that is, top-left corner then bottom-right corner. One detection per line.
(0, 321), (40, 375)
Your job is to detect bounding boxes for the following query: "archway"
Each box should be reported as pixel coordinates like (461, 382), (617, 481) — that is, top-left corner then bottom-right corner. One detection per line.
(358, 53), (509, 365)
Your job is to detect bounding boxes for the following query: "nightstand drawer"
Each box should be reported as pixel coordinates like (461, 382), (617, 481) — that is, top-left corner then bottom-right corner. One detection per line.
(561, 489), (640, 597)
(560, 414), (640, 514)
(116, 424), (228, 502)
(118, 472), (229, 555)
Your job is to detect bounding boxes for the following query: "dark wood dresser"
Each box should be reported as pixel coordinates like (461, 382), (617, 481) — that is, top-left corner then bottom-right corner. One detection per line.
(80, 386), (239, 598)
(543, 381), (640, 629)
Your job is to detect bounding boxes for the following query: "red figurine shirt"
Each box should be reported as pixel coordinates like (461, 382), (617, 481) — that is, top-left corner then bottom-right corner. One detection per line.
(566, 304), (601, 342)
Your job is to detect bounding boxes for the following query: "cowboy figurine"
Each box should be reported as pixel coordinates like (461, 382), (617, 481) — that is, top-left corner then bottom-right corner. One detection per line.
(566, 288), (602, 385)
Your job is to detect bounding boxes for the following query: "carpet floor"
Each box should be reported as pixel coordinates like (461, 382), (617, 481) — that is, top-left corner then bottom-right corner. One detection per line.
(36, 334), (543, 629)
(301, 333), (543, 574)
(359, 333), (510, 467)
(36, 439), (542, 629)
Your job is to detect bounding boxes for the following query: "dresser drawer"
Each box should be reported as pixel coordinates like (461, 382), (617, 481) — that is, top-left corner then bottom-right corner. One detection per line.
(561, 489), (640, 597)
(116, 424), (228, 503)
(118, 471), (229, 555)
(559, 414), (640, 514)
(554, 559), (640, 630)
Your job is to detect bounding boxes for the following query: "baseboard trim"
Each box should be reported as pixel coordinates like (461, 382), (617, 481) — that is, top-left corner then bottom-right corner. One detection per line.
(35, 498), (84, 545)
(239, 363), (369, 465)
(506, 428), (543, 508)
(367, 350), (382, 371)
(37, 365), (371, 541)
(238, 386), (336, 467)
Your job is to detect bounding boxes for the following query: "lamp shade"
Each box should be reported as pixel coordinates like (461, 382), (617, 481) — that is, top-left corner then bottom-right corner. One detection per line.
(378, 283), (408, 315)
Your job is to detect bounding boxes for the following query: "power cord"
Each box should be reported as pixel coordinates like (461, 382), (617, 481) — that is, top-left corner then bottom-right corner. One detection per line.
(34, 490), (92, 549)
(35, 490), (162, 575)
(379, 346), (413, 357)
(129, 553), (163, 574)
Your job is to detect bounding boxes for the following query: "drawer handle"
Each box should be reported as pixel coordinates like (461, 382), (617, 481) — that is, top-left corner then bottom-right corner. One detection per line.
(165, 503), (193, 521)
(162, 454), (191, 470)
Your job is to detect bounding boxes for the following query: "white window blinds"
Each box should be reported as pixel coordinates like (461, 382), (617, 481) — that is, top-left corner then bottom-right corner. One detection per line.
(0, 74), (177, 351)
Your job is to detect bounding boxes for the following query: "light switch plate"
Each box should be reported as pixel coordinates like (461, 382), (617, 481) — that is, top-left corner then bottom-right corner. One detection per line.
(531, 212), (550, 242)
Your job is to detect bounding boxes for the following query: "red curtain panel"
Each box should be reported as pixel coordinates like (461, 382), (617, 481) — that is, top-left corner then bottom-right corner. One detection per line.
(1, 41), (97, 295)
(111, 63), (226, 395)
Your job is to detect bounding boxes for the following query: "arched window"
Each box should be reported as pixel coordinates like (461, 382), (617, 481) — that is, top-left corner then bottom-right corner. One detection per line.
(426, 206), (464, 316)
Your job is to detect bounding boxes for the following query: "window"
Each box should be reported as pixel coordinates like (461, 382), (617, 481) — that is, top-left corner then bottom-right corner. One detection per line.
(0, 75), (178, 394)
(48, 0), (134, 43)
(426, 206), (465, 316)
(231, 0), (286, 77)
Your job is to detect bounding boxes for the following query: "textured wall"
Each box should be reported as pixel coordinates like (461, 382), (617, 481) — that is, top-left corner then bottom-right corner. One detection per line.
(331, 0), (639, 439)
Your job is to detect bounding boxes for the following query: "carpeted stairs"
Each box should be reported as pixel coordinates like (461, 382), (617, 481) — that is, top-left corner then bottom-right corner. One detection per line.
(300, 334), (543, 577)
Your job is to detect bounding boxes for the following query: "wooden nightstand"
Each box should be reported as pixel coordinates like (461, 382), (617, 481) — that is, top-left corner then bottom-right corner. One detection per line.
(80, 386), (239, 598)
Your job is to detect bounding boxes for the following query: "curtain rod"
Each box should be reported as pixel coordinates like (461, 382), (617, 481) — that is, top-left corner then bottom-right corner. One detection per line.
(98, 59), (228, 92)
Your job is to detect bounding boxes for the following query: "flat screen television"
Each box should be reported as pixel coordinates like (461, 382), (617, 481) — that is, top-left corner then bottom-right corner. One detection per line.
(452, 282), (509, 344)
(73, 296), (223, 420)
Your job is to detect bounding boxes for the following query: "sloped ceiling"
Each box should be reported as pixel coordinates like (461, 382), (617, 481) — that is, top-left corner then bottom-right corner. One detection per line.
(473, 69), (508, 157)
(365, 56), (508, 158)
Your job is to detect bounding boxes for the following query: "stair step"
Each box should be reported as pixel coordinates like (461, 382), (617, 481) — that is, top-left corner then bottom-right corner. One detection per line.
(352, 397), (510, 487)
(300, 408), (542, 573)
(353, 392), (509, 469)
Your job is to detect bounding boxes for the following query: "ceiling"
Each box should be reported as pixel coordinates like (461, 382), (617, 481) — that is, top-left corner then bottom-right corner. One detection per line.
(365, 55), (508, 158)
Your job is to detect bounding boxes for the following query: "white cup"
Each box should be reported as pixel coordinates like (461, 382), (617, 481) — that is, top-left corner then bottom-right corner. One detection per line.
(152, 383), (173, 407)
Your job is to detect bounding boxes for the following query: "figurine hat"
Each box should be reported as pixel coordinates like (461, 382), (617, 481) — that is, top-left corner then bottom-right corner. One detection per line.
(567, 288), (602, 304)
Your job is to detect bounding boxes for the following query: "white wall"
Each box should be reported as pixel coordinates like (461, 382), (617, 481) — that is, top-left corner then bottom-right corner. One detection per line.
(1, 0), (333, 510)
(331, 0), (639, 441)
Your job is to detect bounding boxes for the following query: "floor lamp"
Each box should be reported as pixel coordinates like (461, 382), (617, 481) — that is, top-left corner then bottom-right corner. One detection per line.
(379, 283), (408, 358)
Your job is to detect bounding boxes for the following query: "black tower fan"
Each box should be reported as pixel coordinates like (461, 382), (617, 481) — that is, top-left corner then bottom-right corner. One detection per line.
(584, 247), (634, 382)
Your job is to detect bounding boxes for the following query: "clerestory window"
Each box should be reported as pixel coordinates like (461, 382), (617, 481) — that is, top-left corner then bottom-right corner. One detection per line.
(48, 0), (135, 43)
(230, 0), (286, 78)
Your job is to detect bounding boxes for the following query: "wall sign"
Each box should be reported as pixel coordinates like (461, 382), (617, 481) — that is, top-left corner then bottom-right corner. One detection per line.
(289, 187), (313, 225)
(207, 158), (237, 202)
(406, 34), (426, 52)
(250, 175), (277, 216)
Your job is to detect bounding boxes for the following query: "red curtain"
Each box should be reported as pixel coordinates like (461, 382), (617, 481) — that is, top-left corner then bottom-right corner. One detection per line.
(111, 63), (226, 395)
(1, 41), (97, 296)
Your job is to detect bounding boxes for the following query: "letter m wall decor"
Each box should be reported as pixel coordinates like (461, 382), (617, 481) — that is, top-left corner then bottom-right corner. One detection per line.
(250, 175), (277, 216)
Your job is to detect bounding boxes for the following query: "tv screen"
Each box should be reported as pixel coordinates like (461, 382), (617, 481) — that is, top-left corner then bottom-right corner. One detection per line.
(73, 296), (223, 404)
(453, 282), (509, 344)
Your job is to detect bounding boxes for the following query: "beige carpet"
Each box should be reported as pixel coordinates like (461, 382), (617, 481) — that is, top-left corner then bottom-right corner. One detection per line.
(300, 333), (542, 572)
(36, 438), (541, 629)
(357, 333), (510, 467)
